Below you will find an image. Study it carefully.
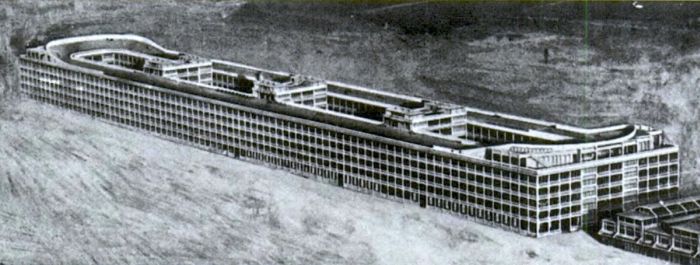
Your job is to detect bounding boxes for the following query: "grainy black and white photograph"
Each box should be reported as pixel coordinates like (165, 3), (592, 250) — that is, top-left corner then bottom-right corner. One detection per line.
(2, 0), (700, 264)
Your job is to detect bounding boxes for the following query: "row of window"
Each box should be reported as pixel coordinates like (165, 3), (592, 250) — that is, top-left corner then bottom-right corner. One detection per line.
(640, 153), (679, 165)
(326, 95), (386, 121)
(638, 176), (679, 190)
(639, 165), (679, 178)
(613, 224), (698, 254)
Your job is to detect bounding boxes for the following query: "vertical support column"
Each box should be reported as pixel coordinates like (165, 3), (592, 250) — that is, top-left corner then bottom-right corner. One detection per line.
(670, 236), (676, 251)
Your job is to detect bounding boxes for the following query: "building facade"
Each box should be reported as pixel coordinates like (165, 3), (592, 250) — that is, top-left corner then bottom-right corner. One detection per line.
(19, 34), (681, 237)
(599, 196), (700, 264)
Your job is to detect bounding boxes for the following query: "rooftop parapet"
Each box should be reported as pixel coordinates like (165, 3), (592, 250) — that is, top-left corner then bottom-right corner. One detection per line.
(69, 49), (215, 88)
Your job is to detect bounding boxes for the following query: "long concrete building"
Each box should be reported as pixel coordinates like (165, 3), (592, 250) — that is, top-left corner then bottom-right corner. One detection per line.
(19, 34), (681, 237)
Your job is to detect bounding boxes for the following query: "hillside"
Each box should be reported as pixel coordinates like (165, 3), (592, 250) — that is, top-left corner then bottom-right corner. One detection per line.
(0, 99), (664, 264)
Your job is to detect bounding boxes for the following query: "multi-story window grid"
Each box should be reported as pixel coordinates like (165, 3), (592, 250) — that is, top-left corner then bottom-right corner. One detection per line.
(19, 35), (681, 237)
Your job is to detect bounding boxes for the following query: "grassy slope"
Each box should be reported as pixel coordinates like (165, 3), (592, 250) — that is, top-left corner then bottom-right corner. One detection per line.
(0, 99), (663, 264)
